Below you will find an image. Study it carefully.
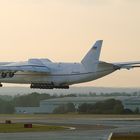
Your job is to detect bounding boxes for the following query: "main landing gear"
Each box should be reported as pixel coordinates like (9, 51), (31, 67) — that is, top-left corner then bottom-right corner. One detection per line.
(30, 83), (69, 89)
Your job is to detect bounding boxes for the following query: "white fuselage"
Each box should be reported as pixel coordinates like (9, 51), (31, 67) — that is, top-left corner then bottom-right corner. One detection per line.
(0, 40), (139, 89)
(0, 61), (116, 86)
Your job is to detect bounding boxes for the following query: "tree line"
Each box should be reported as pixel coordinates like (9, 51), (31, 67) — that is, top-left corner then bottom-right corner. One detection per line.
(53, 99), (140, 114)
(0, 92), (56, 113)
(0, 92), (77, 114)
(0, 93), (139, 114)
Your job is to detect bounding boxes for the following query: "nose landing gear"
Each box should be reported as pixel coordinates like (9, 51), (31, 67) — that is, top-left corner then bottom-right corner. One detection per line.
(0, 83), (3, 87)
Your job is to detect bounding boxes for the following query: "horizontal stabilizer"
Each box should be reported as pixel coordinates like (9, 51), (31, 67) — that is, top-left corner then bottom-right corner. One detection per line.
(113, 61), (140, 70)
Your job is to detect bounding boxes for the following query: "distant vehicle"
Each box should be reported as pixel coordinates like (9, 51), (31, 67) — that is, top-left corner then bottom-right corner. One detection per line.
(0, 40), (139, 89)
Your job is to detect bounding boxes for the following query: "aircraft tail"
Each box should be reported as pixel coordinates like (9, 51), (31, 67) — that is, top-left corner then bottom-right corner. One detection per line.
(81, 40), (103, 71)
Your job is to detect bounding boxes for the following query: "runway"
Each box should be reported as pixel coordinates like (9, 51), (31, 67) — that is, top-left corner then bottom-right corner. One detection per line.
(0, 115), (140, 140)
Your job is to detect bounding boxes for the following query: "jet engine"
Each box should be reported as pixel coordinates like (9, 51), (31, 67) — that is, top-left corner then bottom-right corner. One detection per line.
(0, 72), (15, 78)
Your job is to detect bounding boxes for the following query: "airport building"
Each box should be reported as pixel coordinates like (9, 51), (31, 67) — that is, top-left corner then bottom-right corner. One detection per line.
(15, 96), (140, 114)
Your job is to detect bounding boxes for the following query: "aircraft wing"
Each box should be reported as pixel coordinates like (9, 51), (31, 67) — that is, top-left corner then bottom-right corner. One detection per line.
(113, 61), (140, 70)
(0, 59), (50, 73)
(0, 65), (50, 73)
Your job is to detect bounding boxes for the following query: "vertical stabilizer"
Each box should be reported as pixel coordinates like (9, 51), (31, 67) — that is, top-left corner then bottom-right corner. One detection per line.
(81, 40), (103, 71)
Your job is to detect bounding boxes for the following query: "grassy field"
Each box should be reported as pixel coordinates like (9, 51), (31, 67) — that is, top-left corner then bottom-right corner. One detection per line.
(111, 133), (140, 140)
(0, 114), (139, 133)
(0, 114), (140, 117)
(0, 123), (66, 133)
(0, 114), (140, 120)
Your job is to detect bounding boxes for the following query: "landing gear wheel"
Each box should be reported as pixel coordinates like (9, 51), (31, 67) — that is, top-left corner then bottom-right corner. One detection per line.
(0, 83), (3, 87)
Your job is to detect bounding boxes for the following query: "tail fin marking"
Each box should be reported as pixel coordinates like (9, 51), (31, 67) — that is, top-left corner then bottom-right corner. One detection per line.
(81, 40), (103, 71)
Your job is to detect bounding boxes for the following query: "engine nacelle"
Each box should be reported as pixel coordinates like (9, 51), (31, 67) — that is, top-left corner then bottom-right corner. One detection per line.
(0, 72), (15, 78)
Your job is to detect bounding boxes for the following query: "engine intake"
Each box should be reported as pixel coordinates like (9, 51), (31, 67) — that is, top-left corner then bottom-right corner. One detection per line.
(0, 72), (15, 78)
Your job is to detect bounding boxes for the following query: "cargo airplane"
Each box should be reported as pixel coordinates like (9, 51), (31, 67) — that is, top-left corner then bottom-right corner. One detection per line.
(0, 40), (139, 89)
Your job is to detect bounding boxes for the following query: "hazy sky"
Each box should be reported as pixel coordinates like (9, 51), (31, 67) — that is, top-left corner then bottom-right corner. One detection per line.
(0, 0), (140, 87)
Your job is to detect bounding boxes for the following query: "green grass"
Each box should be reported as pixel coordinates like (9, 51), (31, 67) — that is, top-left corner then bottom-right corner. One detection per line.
(111, 135), (140, 140)
(0, 123), (66, 133)
(0, 114), (140, 122)
(0, 114), (140, 118)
